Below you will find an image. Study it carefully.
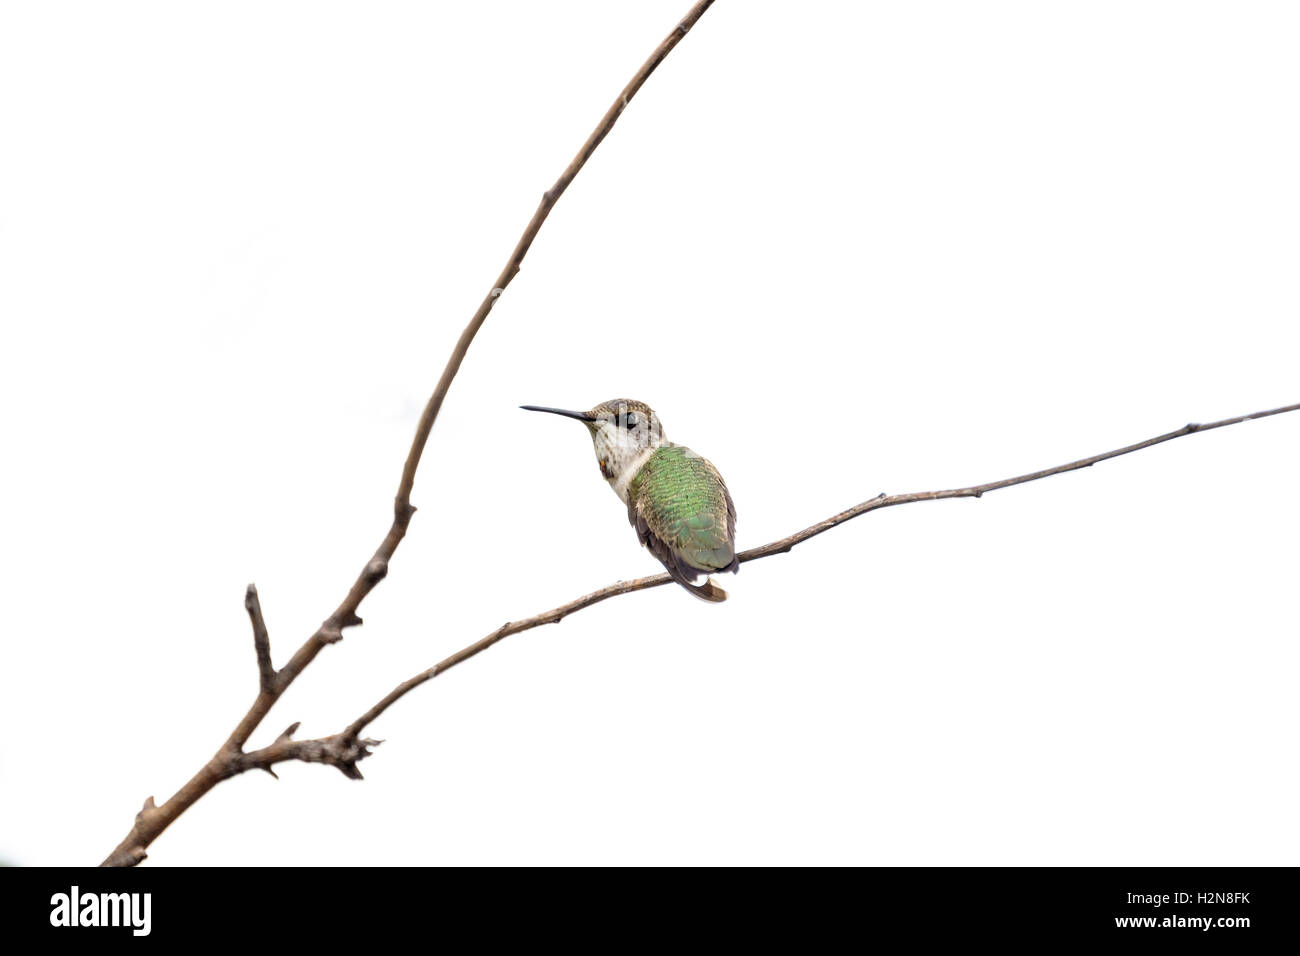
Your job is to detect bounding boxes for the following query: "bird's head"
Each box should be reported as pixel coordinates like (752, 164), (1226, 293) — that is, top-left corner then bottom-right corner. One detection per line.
(522, 398), (666, 493)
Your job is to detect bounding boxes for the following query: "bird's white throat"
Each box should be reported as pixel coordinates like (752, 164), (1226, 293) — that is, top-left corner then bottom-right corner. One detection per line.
(590, 422), (663, 503)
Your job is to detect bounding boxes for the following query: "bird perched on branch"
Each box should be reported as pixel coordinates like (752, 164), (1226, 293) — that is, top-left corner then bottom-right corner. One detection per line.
(522, 399), (738, 601)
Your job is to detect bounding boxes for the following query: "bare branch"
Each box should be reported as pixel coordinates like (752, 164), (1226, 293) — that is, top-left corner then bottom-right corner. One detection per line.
(96, 0), (1294, 871)
(100, 0), (718, 868)
(244, 584), (276, 696)
(743, 400), (1300, 562)
(105, 397), (1294, 865)
(325, 0), (718, 649)
(330, 400), (1300, 739)
(198, 400), (1300, 794)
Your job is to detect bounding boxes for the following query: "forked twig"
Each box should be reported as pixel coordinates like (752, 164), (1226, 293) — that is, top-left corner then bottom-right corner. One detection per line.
(100, 0), (719, 868)
(100, 0), (1297, 867)
(235, 401), (1300, 781)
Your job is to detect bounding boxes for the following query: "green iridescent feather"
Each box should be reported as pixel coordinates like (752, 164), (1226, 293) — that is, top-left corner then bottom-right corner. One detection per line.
(626, 444), (737, 579)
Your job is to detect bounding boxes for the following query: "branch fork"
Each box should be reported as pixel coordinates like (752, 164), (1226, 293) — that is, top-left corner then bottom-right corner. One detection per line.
(99, 0), (1297, 867)
(100, 0), (719, 867)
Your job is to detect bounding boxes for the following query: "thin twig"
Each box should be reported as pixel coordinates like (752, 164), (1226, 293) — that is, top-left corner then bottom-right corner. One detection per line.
(277, 400), (1300, 766)
(742, 400), (1300, 561)
(244, 584), (276, 696)
(99, 0), (718, 868)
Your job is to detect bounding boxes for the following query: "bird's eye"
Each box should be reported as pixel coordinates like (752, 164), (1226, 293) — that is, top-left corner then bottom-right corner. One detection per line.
(624, 413), (639, 430)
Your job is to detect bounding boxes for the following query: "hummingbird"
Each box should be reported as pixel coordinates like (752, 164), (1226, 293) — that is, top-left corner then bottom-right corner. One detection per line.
(522, 399), (739, 602)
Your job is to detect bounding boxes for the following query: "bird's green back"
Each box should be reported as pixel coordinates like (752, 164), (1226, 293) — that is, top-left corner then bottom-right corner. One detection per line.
(626, 444), (736, 574)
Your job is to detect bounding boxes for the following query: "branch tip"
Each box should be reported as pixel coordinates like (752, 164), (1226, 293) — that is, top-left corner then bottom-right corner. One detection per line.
(245, 581), (276, 693)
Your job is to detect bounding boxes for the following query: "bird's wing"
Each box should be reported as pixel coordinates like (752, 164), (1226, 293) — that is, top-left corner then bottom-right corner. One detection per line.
(626, 444), (738, 582)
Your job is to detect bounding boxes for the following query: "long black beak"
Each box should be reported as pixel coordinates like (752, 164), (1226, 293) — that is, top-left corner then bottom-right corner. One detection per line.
(520, 405), (596, 423)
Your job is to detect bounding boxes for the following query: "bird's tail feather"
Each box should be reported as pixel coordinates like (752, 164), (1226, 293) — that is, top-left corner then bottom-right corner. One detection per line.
(669, 568), (728, 603)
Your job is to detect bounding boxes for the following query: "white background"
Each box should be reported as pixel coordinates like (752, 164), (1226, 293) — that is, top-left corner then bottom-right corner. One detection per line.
(2, 1), (1297, 866)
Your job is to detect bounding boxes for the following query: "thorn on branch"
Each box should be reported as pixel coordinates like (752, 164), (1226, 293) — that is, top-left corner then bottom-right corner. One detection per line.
(262, 766), (279, 780)
(137, 796), (157, 823)
(277, 722), (301, 743)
